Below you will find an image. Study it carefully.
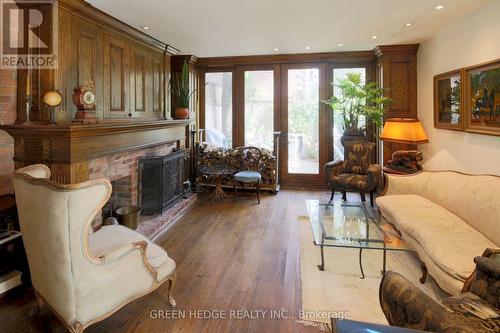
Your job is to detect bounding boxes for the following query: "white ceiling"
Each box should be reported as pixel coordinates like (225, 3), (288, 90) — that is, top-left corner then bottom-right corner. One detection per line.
(86, 0), (489, 57)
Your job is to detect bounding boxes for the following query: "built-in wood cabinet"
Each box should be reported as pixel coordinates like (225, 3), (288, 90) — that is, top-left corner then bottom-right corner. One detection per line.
(375, 44), (419, 164)
(17, 0), (177, 123)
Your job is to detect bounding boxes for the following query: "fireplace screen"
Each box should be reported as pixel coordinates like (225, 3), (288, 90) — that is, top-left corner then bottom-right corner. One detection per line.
(139, 150), (185, 215)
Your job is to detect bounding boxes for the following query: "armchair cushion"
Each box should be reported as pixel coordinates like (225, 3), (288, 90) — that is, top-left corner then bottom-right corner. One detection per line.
(332, 174), (369, 191)
(89, 225), (176, 281)
(344, 142), (373, 174)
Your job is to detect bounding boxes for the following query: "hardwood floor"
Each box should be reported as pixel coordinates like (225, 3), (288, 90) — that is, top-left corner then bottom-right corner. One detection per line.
(0, 189), (338, 333)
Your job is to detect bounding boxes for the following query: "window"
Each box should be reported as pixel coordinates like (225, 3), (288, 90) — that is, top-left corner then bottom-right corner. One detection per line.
(205, 72), (233, 147)
(244, 70), (274, 151)
(332, 68), (366, 161)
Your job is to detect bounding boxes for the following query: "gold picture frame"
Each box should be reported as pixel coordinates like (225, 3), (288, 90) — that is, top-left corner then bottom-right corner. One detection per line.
(464, 58), (500, 136)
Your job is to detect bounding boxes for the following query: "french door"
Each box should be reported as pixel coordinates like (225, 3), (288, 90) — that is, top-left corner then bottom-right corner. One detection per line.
(235, 65), (280, 148)
(281, 63), (328, 187)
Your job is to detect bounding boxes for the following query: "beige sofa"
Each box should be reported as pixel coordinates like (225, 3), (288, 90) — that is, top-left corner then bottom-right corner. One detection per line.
(376, 171), (500, 295)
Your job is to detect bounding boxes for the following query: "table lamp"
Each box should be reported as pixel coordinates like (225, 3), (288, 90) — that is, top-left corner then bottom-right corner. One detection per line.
(43, 91), (63, 124)
(379, 118), (429, 173)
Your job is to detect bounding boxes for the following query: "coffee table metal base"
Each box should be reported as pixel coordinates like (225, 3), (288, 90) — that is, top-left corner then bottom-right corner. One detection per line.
(317, 246), (388, 279)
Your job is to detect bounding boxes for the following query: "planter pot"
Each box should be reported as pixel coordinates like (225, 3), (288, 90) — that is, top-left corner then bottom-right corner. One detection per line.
(174, 108), (189, 119)
(340, 133), (367, 155)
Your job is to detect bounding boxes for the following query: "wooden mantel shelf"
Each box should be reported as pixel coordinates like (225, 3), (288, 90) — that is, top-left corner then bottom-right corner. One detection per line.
(0, 119), (192, 137)
(0, 119), (193, 184)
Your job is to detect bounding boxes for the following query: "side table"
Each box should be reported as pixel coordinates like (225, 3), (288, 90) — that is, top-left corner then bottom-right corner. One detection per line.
(199, 165), (236, 201)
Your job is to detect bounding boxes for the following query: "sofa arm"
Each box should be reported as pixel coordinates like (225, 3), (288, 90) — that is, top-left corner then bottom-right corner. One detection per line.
(366, 164), (381, 191)
(382, 172), (427, 196)
(325, 160), (345, 183)
(379, 271), (476, 333)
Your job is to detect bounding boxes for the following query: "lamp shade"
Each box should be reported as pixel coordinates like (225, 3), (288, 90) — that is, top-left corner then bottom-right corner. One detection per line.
(380, 118), (429, 144)
(43, 91), (62, 107)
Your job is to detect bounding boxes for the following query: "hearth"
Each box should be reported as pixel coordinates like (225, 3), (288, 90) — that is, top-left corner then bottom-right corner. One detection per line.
(139, 150), (186, 216)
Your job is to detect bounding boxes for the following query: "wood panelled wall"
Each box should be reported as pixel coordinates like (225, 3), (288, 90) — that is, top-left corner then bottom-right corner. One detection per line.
(375, 45), (419, 163)
(16, 0), (176, 123)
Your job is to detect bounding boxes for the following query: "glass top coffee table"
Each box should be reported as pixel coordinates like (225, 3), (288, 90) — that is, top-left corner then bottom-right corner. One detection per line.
(306, 200), (413, 278)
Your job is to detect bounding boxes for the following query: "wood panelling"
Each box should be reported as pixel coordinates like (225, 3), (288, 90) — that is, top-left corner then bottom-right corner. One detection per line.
(130, 46), (150, 115)
(104, 33), (130, 118)
(75, 21), (103, 119)
(15, 0), (176, 123)
(374, 44), (419, 164)
(197, 51), (376, 67)
(152, 53), (164, 114)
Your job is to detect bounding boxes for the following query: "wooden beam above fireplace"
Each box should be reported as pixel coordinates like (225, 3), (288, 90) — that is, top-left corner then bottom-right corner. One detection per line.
(0, 119), (192, 184)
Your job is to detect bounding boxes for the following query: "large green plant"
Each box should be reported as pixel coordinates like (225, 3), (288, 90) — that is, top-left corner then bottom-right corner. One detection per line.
(172, 61), (197, 108)
(322, 72), (391, 135)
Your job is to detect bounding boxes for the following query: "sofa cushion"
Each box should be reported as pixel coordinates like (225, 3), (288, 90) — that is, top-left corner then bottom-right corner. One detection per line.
(376, 194), (496, 280)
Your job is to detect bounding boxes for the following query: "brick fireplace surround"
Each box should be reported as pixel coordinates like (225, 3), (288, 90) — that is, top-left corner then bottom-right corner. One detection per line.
(88, 142), (196, 239)
(0, 119), (196, 240)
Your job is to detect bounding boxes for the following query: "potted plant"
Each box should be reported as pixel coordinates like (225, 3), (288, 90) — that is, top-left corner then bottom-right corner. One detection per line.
(171, 61), (197, 119)
(322, 72), (391, 148)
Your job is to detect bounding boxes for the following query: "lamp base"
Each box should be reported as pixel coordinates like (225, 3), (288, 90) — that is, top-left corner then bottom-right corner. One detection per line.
(386, 150), (423, 173)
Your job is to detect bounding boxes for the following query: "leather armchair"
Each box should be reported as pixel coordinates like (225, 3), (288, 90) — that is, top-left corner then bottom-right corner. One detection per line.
(325, 142), (381, 206)
(379, 249), (500, 333)
(13, 164), (176, 333)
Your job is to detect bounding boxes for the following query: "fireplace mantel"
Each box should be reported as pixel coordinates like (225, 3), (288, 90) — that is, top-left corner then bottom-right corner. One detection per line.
(0, 119), (192, 184)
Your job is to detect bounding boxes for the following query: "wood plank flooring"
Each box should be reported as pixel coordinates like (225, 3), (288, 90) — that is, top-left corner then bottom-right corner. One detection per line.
(0, 189), (338, 333)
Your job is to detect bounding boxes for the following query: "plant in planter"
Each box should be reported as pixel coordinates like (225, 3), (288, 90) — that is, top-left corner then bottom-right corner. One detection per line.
(171, 61), (198, 119)
(321, 72), (391, 147)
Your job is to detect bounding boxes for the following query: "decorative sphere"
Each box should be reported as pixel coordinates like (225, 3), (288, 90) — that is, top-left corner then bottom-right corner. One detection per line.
(43, 91), (62, 107)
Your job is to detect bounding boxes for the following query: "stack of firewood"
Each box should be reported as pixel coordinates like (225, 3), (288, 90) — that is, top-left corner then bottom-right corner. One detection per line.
(197, 143), (276, 186)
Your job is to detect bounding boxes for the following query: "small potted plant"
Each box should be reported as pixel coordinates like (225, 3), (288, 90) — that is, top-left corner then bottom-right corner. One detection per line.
(171, 61), (198, 119)
(322, 72), (391, 148)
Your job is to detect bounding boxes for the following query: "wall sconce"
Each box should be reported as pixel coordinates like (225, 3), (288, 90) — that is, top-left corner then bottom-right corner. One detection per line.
(43, 91), (63, 124)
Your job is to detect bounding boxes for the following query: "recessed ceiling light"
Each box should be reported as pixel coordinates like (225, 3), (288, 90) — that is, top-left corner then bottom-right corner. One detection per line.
(338, 43), (343, 47)
(371, 35), (378, 39)
(305, 46), (311, 50)
(273, 48), (279, 51)
(435, 5), (444, 10)
(405, 22), (413, 27)
(142, 26), (150, 30)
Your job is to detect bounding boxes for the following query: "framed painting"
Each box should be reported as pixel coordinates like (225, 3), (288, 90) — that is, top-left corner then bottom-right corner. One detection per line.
(434, 70), (463, 130)
(464, 59), (500, 136)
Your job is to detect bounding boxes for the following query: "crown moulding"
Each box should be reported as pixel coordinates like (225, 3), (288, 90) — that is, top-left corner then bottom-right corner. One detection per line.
(59, 0), (179, 55)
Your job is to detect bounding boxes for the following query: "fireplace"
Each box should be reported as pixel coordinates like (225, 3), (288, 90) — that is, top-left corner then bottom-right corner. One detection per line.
(139, 150), (185, 216)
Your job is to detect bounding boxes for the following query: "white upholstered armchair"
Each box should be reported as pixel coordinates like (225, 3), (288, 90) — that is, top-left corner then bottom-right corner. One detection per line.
(13, 164), (176, 333)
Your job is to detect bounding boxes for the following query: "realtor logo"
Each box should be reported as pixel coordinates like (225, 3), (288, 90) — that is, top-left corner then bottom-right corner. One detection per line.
(0, 0), (58, 69)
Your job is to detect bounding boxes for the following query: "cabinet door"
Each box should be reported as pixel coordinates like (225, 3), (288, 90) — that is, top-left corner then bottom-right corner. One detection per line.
(152, 51), (164, 118)
(130, 45), (153, 118)
(103, 33), (130, 119)
(75, 20), (103, 118)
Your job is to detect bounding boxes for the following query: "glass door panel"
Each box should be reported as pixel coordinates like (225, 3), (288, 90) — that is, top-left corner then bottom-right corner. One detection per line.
(244, 70), (274, 150)
(205, 72), (233, 147)
(287, 68), (320, 174)
(332, 68), (366, 161)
